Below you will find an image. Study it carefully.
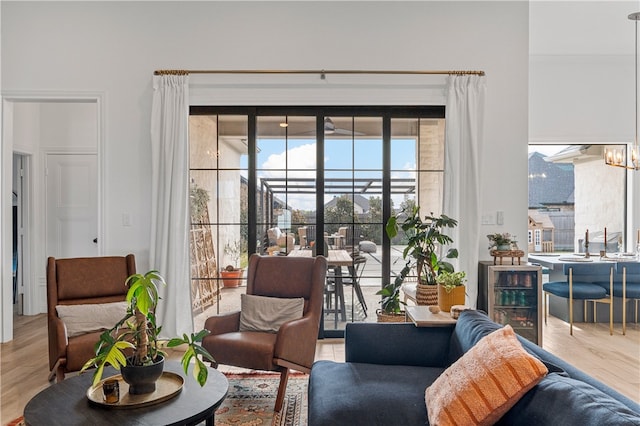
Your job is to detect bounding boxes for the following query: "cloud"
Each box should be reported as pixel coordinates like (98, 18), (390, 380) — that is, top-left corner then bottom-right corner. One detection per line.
(260, 143), (317, 211)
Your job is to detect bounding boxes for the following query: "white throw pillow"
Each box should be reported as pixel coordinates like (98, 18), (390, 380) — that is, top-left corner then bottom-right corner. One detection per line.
(239, 294), (304, 333)
(56, 301), (129, 338)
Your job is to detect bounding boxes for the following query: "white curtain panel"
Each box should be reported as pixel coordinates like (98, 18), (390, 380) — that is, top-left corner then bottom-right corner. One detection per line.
(444, 75), (486, 309)
(150, 74), (193, 337)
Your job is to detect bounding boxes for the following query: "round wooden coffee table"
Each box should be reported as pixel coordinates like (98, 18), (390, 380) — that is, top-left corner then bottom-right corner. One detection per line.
(24, 361), (228, 426)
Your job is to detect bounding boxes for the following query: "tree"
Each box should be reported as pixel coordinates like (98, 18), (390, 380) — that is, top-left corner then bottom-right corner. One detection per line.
(324, 195), (355, 234)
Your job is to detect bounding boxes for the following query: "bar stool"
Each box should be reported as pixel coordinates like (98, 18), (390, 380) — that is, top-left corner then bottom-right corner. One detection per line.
(542, 263), (614, 336)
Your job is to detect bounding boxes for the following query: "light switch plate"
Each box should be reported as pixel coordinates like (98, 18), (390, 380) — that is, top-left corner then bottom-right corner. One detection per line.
(481, 213), (495, 225)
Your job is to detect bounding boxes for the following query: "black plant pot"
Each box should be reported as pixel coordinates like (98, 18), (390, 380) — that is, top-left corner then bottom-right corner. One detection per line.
(121, 355), (165, 395)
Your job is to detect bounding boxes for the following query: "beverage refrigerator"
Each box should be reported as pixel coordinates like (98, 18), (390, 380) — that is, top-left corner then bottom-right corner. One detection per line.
(477, 261), (543, 345)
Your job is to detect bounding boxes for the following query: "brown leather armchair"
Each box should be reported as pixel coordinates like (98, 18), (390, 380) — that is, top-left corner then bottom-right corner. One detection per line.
(47, 254), (136, 382)
(203, 253), (327, 412)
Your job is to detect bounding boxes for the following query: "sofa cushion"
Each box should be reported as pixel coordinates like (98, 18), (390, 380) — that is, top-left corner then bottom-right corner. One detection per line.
(448, 309), (502, 362)
(308, 360), (444, 425)
(427, 325), (548, 426)
(496, 373), (640, 425)
(239, 294), (304, 333)
(543, 281), (608, 299)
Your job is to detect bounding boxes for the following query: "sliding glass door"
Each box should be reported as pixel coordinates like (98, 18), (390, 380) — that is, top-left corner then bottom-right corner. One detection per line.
(189, 107), (445, 336)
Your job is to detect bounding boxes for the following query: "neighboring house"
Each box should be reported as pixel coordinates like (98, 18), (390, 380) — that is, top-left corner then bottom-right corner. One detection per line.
(528, 151), (575, 211)
(528, 151), (575, 252)
(528, 212), (555, 253)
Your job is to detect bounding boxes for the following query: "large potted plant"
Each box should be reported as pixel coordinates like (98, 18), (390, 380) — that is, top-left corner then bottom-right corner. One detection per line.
(435, 270), (467, 312)
(81, 270), (213, 394)
(382, 205), (459, 309)
(220, 240), (244, 287)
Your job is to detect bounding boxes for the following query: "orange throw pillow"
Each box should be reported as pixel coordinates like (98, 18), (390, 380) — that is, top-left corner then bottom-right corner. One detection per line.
(425, 325), (547, 425)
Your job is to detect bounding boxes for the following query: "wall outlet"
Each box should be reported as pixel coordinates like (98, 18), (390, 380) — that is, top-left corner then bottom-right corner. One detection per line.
(496, 210), (504, 225)
(122, 212), (132, 227)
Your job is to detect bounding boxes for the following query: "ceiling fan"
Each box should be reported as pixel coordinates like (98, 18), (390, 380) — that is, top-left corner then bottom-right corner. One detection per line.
(323, 117), (365, 136)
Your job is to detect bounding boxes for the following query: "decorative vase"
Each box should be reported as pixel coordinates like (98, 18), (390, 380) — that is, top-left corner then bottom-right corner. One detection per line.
(416, 284), (439, 306)
(438, 285), (466, 313)
(497, 244), (511, 251)
(220, 269), (243, 287)
(121, 355), (165, 395)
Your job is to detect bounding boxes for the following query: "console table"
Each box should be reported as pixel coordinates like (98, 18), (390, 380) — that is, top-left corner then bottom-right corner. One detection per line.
(405, 306), (457, 327)
(24, 361), (228, 426)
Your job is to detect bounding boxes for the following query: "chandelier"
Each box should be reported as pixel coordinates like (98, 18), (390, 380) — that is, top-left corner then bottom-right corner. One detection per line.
(604, 12), (640, 170)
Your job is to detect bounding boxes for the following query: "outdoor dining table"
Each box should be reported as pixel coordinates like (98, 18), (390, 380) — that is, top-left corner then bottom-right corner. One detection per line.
(288, 249), (353, 323)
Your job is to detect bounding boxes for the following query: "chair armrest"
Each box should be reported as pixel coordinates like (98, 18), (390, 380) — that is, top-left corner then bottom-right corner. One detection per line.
(345, 322), (453, 367)
(204, 312), (241, 335)
(274, 314), (318, 370)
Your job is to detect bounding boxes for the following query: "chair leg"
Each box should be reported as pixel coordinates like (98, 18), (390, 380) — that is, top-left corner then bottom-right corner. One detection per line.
(48, 359), (65, 382)
(569, 269), (573, 336)
(609, 298), (613, 336)
(608, 270), (613, 336)
(274, 368), (289, 412)
(569, 299), (573, 336)
(55, 365), (65, 383)
(544, 292), (548, 325)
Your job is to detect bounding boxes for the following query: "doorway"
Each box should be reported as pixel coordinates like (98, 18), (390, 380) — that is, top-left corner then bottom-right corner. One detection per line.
(2, 95), (103, 342)
(12, 154), (30, 316)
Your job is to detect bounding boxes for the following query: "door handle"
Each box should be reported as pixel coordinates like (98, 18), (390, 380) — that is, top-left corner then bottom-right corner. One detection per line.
(93, 238), (98, 244)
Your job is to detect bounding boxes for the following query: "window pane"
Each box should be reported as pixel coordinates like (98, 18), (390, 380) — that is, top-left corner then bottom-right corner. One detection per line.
(218, 115), (248, 170)
(354, 117), (382, 170)
(419, 119), (445, 171)
(418, 171), (444, 216)
(528, 144), (627, 254)
(189, 115), (218, 169)
(391, 118), (417, 171)
(190, 170), (217, 224)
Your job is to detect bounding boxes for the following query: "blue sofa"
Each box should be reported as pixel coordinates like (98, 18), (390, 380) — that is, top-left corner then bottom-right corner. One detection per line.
(308, 310), (640, 425)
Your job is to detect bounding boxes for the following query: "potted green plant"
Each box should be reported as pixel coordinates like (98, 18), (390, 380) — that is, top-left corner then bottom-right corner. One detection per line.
(220, 240), (244, 287)
(435, 270), (467, 312)
(380, 205), (458, 314)
(81, 270), (214, 394)
(487, 232), (516, 251)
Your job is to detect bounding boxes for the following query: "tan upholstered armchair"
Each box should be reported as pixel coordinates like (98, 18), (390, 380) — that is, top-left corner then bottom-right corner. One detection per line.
(47, 254), (136, 382)
(267, 227), (295, 254)
(202, 253), (327, 412)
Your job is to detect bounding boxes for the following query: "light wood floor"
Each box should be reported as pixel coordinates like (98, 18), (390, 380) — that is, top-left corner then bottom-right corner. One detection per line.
(1, 313), (639, 425)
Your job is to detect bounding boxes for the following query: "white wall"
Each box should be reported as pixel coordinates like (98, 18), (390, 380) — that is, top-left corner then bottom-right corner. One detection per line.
(2, 1), (529, 331)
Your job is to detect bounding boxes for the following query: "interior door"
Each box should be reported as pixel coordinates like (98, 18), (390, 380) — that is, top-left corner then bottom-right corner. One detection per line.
(46, 154), (98, 258)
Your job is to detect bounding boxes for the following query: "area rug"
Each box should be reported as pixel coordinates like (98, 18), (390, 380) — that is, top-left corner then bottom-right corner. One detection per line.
(6, 372), (309, 426)
(217, 372), (309, 426)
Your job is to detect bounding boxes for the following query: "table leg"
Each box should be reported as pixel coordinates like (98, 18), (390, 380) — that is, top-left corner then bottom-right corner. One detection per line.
(335, 267), (347, 322)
